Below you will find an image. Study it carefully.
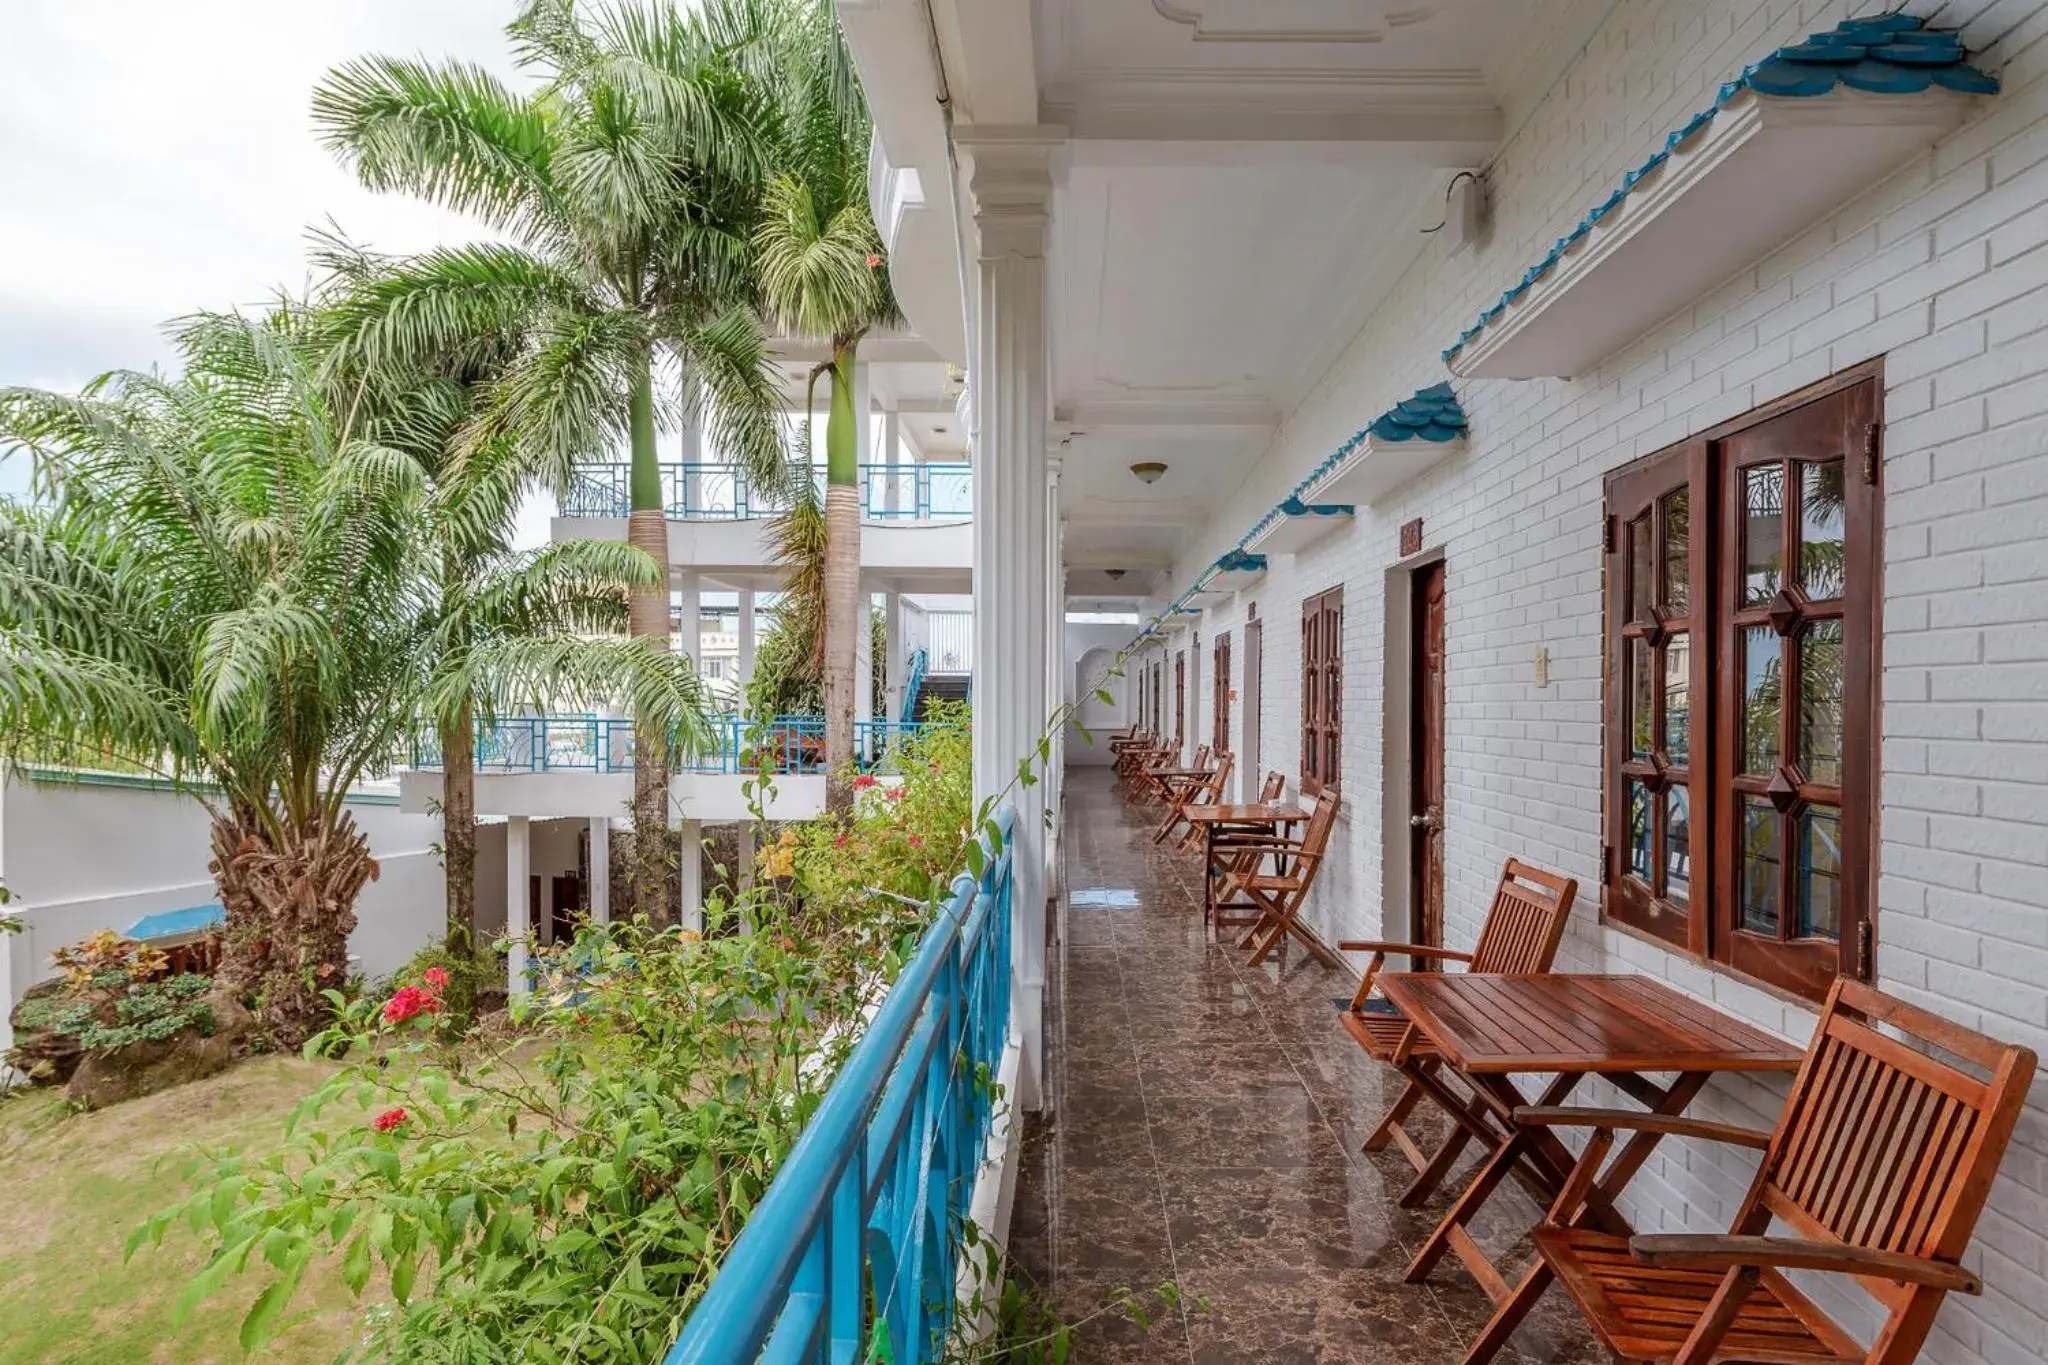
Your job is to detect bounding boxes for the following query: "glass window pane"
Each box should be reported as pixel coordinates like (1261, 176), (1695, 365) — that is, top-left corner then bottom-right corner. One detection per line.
(1665, 784), (1690, 906)
(1799, 460), (1847, 601)
(1741, 625), (1781, 775)
(1630, 636), (1653, 759)
(1741, 797), (1781, 936)
(1663, 634), (1690, 764)
(1743, 464), (1785, 605)
(1798, 808), (1842, 941)
(1662, 486), (1690, 615)
(1628, 781), (1653, 883)
(1628, 513), (1652, 620)
(1800, 619), (1845, 787)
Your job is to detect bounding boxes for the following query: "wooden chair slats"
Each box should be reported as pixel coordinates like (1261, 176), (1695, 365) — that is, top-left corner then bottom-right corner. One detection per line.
(1155, 750), (1233, 846)
(1220, 788), (1341, 966)
(1529, 978), (2036, 1364)
(1335, 857), (1580, 1210)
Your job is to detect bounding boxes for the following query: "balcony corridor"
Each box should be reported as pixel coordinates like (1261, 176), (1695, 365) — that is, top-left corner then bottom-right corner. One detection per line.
(1009, 770), (1602, 1365)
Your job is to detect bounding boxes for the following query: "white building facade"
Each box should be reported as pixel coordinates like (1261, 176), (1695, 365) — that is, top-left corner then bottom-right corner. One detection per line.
(844, 1), (2048, 1358)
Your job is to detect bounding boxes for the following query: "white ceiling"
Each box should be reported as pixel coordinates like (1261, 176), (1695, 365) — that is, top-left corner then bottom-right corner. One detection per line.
(1030, 0), (1595, 596)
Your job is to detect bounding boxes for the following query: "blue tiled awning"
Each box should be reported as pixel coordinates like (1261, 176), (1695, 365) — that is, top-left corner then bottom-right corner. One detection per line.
(125, 903), (225, 941)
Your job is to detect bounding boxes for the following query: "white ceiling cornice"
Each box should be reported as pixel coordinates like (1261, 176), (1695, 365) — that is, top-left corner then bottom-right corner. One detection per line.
(1151, 0), (1438, 46)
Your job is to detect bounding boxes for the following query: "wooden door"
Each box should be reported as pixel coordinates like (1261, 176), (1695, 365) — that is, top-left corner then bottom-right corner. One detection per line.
(1242, 613), (1262, 781)
(1212, 632), (1231, 756)
(1411, 563), (1447, 949)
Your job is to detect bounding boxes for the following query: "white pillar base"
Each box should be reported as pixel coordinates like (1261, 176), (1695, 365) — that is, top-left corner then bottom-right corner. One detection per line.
(507, 815), (531, 998)
(678, 819), (703, 933)
(588, 817), (611, 925)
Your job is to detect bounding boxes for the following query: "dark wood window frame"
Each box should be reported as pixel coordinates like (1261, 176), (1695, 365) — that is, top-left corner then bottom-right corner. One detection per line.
(1602, 361), (1882, 1004)
(1301, 585), (1344, 795)
(1213, 631), (1232, 755)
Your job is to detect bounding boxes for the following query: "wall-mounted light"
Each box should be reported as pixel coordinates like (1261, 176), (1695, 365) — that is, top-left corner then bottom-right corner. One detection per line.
(1129, 461), (1168, 485)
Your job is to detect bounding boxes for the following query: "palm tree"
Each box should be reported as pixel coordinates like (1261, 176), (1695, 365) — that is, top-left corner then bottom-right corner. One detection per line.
(311, 0), (793, 920)
(312, 238), (715, 943)
(752, 0), (901, 810)
(0, 312), (708, 1046)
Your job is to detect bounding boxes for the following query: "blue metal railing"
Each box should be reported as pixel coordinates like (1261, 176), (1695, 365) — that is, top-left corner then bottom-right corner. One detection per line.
(667, 806), (1016, 1363)
(559, 463), (973, 521)
(411, 715), (932, 775)
(900, 647), (929, 723)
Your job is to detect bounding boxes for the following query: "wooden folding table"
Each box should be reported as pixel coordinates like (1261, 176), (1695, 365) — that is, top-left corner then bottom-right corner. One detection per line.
(1181, 801), (1307, 927)
(1373, 972), (1803, 1364)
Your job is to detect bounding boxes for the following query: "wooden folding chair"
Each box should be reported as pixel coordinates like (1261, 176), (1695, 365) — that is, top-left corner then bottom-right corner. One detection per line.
(1217, 788), (1341, 966)
(1153, 750), (1232, 845)
(1336, 858), (1578, 1206)
(1137, 742), (1209, 806)
(1494, 979), (2035, 1365)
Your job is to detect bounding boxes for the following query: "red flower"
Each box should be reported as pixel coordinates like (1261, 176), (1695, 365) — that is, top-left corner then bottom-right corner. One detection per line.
(865, 252), (883, 269)
(373, 1107), (408, 1133)
(851, 774), (879, 790)
(908, 835), (924, 850)
(422, 966), (449, 992)
(885, 787), (906, 801)
(382, 984), (441, 1025)
(834, 833), (849, 848)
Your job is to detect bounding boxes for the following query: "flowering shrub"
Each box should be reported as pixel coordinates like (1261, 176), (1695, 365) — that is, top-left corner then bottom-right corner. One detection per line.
(782, 703), (974, 926)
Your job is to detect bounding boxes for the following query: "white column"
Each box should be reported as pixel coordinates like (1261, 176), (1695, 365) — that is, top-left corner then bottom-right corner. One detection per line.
(675, 573), (701, 671)
(853, 357), (874, 518)
(506, 815), (530, 997)
(855, 583), (875, 762)
(678, 414), (703, 514)
(882, 405), (903, 515)
(736, 825), (757, 894)
(588, 817), (611, 924)
(1045, 450), (1066, 876)
(678, 820), (703, 933)
(966, 130), (1058, 1111)
(884, 589), (905, 722)
(736, 589), (757, 692)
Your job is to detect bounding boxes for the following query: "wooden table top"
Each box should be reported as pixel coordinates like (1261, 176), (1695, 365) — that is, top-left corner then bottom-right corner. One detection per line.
(1183, 801), (1309, 824)
(1377, 973), (1804, 1076)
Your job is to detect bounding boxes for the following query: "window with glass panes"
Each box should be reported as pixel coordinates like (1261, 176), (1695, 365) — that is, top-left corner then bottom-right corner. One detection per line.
(1603, 368), (1880, 1003)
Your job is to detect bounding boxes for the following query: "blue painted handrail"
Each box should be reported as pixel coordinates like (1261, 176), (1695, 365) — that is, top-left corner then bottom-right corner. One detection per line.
(900, 647), (929, 723)
(667, 806), (1016, 1363)
(558, 463), (973, 521)
(409, 715), (933, 775)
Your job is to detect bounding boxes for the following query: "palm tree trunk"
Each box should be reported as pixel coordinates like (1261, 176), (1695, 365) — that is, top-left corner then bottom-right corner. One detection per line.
(210, 811), (378, 1049)
(821, 340), (862, 812)
(442, 703), (476, 947)
(625, 343), (675, 925)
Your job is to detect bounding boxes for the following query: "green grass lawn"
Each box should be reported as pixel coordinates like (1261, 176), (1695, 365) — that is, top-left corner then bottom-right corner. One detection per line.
(0, 1057), (374, 1364)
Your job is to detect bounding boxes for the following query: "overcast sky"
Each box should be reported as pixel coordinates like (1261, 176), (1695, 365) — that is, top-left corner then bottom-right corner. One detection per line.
(0, 2), (553, 538)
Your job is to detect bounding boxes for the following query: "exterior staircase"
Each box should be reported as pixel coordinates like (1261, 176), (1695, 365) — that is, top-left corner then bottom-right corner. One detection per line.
(913, 671), (971, 721)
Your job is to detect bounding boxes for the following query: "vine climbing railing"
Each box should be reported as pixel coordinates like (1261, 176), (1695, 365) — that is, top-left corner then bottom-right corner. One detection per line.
(666, 805), (1016, 1364)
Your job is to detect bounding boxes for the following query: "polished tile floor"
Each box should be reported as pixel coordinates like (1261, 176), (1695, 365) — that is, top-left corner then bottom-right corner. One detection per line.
(1007, 770), (1603, 1364)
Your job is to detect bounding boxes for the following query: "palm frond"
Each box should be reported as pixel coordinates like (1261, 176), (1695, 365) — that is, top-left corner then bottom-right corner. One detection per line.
(671, 306), (794, 498)
(313, 56), (569, 247)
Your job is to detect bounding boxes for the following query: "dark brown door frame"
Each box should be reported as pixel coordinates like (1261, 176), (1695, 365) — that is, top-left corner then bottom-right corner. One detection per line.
(1411, 561), (1447, 950)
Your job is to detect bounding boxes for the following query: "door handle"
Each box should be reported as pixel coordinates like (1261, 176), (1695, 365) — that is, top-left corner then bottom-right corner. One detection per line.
(1410, 809), (1440, 830)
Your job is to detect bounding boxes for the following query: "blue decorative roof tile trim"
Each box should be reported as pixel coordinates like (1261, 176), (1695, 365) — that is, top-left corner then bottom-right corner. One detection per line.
(1441, 14), (1997, 364)
(1368, 382), (1468, 444)
(1277, 496), (1354, 518)
(1215, 549), (1268, 573)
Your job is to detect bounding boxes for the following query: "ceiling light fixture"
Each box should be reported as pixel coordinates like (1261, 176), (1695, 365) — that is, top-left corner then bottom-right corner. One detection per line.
(1129, 461), (1168, 485)
(1105, 568), (1127, 581)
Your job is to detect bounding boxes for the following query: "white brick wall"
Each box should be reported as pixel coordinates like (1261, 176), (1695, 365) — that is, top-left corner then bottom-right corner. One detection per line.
(1165, 2), (2048, 1357)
